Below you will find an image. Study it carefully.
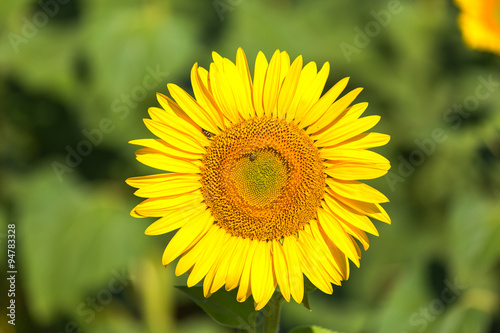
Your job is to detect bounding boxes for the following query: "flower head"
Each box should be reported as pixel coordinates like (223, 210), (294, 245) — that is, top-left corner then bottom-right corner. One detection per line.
(455, 0), (500, 55)
(127, 48), (391, 310)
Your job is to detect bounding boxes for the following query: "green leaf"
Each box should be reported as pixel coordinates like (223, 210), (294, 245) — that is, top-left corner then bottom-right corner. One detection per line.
(176, 286), (257, 331)
(289, 326), (342, 333)
(14, 168), (148, 323)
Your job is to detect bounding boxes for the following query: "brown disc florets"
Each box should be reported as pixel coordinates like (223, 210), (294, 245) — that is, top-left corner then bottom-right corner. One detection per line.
(200, 116), (325, 241)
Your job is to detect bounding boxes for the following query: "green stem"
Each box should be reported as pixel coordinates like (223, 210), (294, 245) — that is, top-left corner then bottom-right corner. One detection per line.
(254, 293), (284, 333)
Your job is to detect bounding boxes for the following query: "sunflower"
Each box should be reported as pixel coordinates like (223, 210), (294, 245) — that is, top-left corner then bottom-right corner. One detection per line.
(455, 0), (500, 55)
(127, 48), (391, 310)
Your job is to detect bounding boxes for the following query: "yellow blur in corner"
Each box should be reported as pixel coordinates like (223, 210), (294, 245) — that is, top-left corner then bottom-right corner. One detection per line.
(455, 0), (500, 55)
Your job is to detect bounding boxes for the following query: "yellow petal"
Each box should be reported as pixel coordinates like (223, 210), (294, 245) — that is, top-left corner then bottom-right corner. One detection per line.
(145, 204), (206, 235)
(136, 148), (202, 170)
(253, 242), (276, 310)
(223, 57), (254, 120)
(203, 234), (232, 298)
(307, 221), (346, 281)
(126, 172), (197, 188)
(129, 139), (200, 160)
(136, 149), (200, 174)
(198, 67), (210, 91)
(211, 61), (242, 121)
(350, 233), (362, 258)
(293, 62), (330, 124)
(148, 106), (209, 147)
(252, 51), (269, 117)
(203, 265), (217, 298)
(325, 162), (389, 180)
(225, 237), (251, 291)
(311, 102), (367, 142)
(330, 191), (391, 224)
(279, 51), (291, 85)
(277, 55), (303, 119)
(132, 190), (203, 217)
(323, 190), (379, 236)
(161, 209), (213, 265)
(338, 102), (370, 123)
(272, 240), (291, 302)
(251, 241), (272, 304)
(283, 236), (304, 304)
(143, 119), (205, 154)
(322, 148), (390, 166)
(335, 132), (391, 150)
(340, 221), (370, 250)
(312, 102), (370, 140)
(155, 95), (209, 143)
(187, 226), (227, 287)
(237, 240), (258, 302)
(263, 50), (281, 117)
(236, 48), (253, 118)
(190, 63), (226, 129)
(322, 148), (391, 180)
(131, 210), (145, 220)
(296, 233), (333, 294)
(307, 88), (363, 135)
(211, 52), (225, 73)
(285, 61), (317, 123)
(325, 178), (388, 203)
(176, 225), (219, 277)
(314, 116), (381, 147)
(167, 84), (220, 134)
(208, 62), (240, 124)
(317, 207), (360, 267)
(299, 77), (350, 129)
(255, 272), (276, 310)
(134, 176), (200, 198)
(302, 224), (342, 285)
(207, 52), (239, 127)
(312, 221), (349, 280)
(211, 236), (239, 293)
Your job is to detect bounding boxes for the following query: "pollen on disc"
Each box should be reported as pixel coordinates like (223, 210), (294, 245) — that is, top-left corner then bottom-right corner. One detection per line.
(200, 116), (325, 241)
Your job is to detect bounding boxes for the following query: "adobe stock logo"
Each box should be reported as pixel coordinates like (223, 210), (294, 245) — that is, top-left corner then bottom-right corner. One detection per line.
(51, 65), (169, 182)
(49, 268), (132, 333)
(385, 75), (499, 192)
(8, 0), (72, 54)
(401, 278), (467, 333)
(340, 0), (403, 63)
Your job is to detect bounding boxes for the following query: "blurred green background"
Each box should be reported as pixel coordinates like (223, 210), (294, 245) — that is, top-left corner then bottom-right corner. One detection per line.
(1, 0), (499, 332)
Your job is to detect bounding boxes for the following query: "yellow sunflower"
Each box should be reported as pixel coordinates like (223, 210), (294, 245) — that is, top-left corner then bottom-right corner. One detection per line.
(127, 48), (391, 310)
(455, 0), (500, 55)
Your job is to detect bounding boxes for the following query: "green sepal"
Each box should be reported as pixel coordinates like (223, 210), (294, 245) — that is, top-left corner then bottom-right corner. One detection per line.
(304, 279), (318, 293)
(301, 279), (317, 310)
(301, 292), (312, 311)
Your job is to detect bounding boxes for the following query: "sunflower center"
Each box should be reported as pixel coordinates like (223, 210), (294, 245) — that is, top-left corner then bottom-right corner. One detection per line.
(232, 149), (288, 207)
(200, 117), (325, 241)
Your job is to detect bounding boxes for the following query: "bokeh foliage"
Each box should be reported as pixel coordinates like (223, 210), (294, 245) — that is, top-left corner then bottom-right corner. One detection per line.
(0, 0), (499, 332)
